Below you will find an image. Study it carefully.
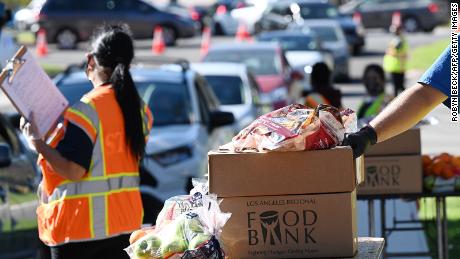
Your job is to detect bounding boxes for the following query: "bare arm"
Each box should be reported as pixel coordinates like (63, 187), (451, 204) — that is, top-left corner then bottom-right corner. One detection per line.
(369, 83), (447, 142)
(33, 139), (86, 181)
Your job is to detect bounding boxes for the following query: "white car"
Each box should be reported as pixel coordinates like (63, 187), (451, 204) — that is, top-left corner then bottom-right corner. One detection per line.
(54, 64), (235, 223)
(257, 30), (334, 94)
(292, 19), (350, 80)
(191, 62), (262, 132)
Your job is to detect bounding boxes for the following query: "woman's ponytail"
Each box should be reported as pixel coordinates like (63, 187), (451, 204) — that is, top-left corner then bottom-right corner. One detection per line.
(91, 25), (146, 159)
(111, 63), (145, 159)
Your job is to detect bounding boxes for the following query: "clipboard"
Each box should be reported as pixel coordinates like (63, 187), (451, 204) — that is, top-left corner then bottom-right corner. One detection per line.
(0, 46), (69, 139)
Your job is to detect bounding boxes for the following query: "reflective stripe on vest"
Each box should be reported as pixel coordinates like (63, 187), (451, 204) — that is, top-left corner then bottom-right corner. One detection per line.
(49, 174), (139, 202)
(305, 93), (331, 108)
(363, 94), (386, 118)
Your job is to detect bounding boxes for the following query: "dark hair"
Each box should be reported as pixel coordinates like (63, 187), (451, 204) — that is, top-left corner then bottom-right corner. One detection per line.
(310, 62), (331, 90)
(363, 64), (385, 81)
(91, 25), (145, 159)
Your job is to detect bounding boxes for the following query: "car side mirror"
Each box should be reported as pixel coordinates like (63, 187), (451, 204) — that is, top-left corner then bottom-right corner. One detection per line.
(209, 110), (235, 131)
(0, 144), (12, 168)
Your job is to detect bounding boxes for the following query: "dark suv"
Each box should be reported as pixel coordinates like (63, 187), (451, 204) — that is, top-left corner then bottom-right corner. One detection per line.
(255, 0), (365, 55)
(36, 0), (196, 48)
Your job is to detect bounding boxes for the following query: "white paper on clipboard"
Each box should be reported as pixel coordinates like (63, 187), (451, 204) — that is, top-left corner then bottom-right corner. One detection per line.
(0, 47), (69, 139)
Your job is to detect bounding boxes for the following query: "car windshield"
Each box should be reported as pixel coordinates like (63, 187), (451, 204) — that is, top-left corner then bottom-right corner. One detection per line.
(259, 35), (318, 51)
(136, 81), (192, 127)
(204, 50), (280, 75)
(309, 26), (338, 43)
(299, 4), (339, 19)
(58, 80), (192, 127)
(204, 75), (244, 105)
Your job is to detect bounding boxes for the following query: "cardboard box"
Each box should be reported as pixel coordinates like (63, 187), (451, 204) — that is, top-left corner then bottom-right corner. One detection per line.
(208, 147), (364, 198)
(358, 155), (423, 195)
(220, 191), (358, 259)
(365, 128), (421, 156)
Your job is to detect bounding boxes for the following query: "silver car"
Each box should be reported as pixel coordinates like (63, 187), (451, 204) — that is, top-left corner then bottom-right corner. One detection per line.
(191, 62), (263, 132)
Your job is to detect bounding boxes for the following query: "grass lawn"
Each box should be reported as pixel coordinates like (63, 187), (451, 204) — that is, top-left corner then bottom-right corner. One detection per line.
(407, 38), (450, 71)
(419, 198), (460, 257)
(42, 64), (65, 78)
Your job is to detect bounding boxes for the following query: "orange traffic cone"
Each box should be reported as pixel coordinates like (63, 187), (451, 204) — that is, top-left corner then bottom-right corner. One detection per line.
(235, 23), (252, 42)
(352, 12), (362, 25)
(200, 26), (211, 57)
(152, 26), (165, 55)
(390, 11), (402, 29)
(36, 28), (49, 57)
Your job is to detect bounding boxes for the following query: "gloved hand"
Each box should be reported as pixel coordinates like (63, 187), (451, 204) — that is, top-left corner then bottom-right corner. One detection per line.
(342, 125), (378, 159)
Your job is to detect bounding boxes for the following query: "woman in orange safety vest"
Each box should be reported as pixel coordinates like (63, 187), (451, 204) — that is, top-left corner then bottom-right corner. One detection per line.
(21, 25), (153, 259)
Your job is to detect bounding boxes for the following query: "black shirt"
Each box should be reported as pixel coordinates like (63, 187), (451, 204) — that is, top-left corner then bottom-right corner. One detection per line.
(56, 122), (93, 171)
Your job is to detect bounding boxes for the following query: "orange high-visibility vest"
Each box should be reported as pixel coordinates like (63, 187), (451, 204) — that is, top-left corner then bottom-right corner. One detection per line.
(37, 86), (153, 246)
(304, 93), (331, 108)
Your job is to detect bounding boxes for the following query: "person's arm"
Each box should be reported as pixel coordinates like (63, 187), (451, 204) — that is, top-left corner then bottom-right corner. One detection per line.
(32, 139), (86, 181)
(370, 83), (447, 142)
(21, 115), (88, 181)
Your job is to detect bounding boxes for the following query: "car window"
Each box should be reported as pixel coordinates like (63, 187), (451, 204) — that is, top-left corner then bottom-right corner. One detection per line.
(137, 81), (192, 127)
(258, 35), (319, 51)
(271, 4), (291, 16)
(204, 50), (281, 75)
(299, 4), (338, 19)
(194, 79), (210, 125)
(57, 82), (93, 105)
(309, 26), (339, 43)
(204, 75), (245, 105)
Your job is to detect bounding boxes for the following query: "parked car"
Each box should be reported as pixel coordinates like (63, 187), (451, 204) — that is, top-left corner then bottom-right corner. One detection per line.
(257, 30), (334, 94)
(339, 0), (449, 32)
(255, 0), (365, 55)
(210, 0), (248, 35)
(16, 0), (196, 49)
(0, 112), (40, 259)
(202, 42), (304, 110)
(54, 63), (235, 223)
(191, 62), (263, 132)
(292, 20), (350, 81)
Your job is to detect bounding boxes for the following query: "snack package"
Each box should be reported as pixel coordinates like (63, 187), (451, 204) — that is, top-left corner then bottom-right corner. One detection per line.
(125, 179), (230, 259)
(221, 104), (357, 152)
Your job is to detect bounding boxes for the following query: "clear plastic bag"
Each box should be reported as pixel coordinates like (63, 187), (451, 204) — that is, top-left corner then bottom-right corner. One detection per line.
(125, 179), (230, 259)
(220, 104), (357, 152)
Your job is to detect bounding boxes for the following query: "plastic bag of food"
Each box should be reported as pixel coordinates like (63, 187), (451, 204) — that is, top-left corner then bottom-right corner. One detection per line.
(221, 104), (356, 152)
(125, 179), (230, 259)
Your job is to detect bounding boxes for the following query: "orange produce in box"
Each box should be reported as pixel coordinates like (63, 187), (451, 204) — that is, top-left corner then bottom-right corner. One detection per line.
(435, 153), (452, 163)
(452, 156), (460, 169)
(430, 159), (446, 177)
(441, 164), (456, 180)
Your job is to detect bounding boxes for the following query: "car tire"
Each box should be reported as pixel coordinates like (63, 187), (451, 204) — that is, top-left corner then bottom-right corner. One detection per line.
(55, 28), (78, 49)
(161, 25), (177, 46)
(141, 192), (164, 224)
(403, 16), (420, 33)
